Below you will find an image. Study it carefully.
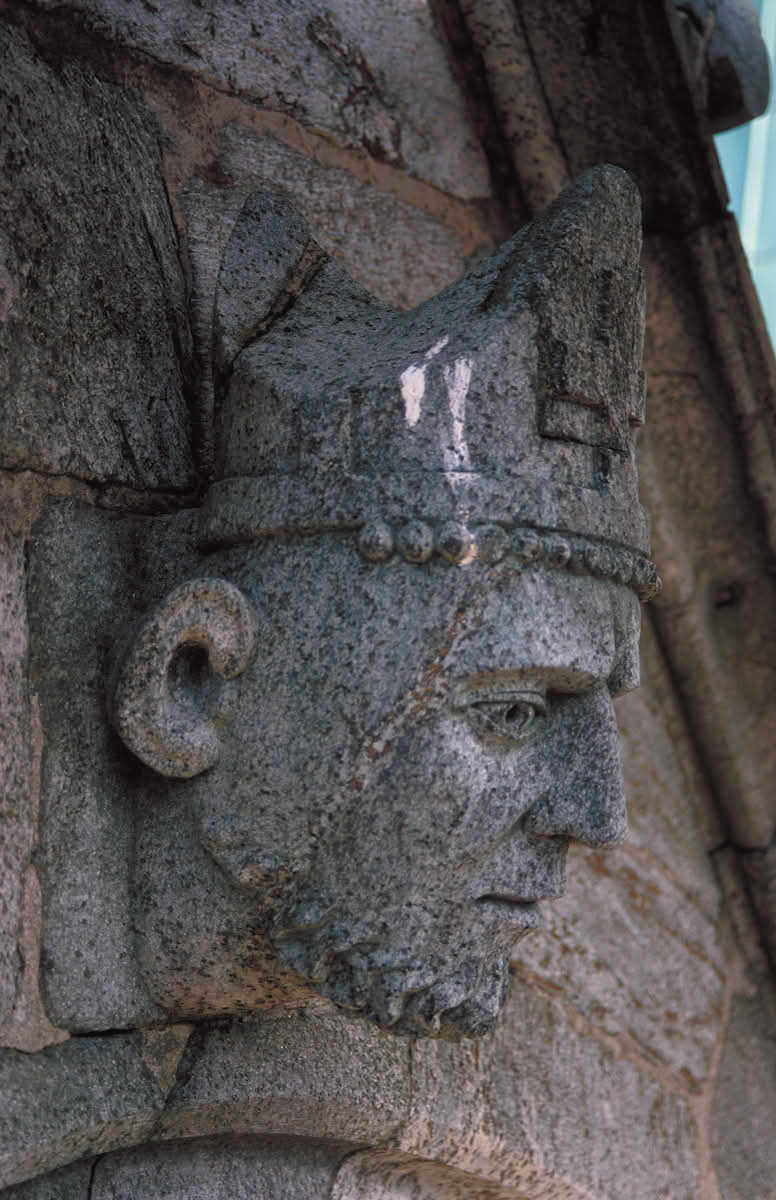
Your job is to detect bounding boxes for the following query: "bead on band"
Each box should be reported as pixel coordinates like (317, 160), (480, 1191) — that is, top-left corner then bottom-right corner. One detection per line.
(356, 517), (661, 602)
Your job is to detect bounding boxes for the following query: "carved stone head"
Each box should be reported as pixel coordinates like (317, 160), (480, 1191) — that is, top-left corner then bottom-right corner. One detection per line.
(112, 165), (658, 1037)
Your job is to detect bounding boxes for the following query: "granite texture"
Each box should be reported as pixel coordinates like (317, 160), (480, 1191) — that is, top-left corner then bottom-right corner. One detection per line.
(28, 501), (165, 1031)
(0, 480), (32, 1024)
(23, 0), (491, 201)
(403, 976), (701, 1198)
(711, 973), (776, 1198)
(90, 1136), (350, 1200)
(106, 168), (654, 1037)
(0, 1035), (167, 1189)
(0, 1160), (94, 1200)
(0, 22), (195, 489)
(156, 1011), (410, 1145)
(2, 0), (775, 1195)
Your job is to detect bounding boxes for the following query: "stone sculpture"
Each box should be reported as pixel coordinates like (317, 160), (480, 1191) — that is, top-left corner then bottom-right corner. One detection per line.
(111, 165), (658, 1038)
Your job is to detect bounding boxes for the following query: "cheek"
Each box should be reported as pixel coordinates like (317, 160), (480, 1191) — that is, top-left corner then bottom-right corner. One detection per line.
(341, 714), (543, 882)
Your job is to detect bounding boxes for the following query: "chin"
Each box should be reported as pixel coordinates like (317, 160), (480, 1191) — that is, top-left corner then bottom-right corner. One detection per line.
(380, 954), (514, 1039)
(275, 917), (531, 1039)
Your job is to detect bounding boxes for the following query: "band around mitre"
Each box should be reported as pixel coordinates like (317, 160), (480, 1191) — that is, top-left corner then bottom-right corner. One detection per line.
(197, 474), (661, 602)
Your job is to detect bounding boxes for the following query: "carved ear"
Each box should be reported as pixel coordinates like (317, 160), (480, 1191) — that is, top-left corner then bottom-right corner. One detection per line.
(111, 578), (257, 779)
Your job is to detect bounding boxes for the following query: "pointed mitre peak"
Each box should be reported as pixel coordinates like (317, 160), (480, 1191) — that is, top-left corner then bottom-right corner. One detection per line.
(208, 167), (649, 554)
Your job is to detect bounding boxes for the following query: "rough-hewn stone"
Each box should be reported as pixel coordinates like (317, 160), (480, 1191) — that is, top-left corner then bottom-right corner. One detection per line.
(404, 978), (701, 1198)
(0, 480), (32, 1024)
(25, 0), (491, 201)
(0, 1035), (166, 1189)
(156, 1012), (411, 1145)
(711, 973), (776, 1198)
(90, 1136), (350, 1200)
(0, 1159), (94, 1200)
(0, 22), (195, 489)
(28, 501), (165, 1031)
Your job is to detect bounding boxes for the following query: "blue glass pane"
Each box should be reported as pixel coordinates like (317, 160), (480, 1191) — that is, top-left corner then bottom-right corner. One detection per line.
(716, 126), (752, 217)
(714, 0), (775, 338)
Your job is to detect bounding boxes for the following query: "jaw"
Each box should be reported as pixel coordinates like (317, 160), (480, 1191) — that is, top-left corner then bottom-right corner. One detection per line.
(270, 885), (540, 1038)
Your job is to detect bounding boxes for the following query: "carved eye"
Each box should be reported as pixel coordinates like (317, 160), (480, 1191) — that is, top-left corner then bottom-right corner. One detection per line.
(465, 692), (547, 745)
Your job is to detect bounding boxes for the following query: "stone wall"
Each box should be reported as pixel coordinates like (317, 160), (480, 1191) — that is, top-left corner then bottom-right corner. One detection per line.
(2, 2), (776, 1197)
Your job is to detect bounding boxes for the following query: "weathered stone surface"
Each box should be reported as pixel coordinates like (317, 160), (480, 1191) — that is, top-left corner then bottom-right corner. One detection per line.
(91, 1136), (349, 1199)
(711, 974), (776, 1198)
(513, 618), (727, 1086)
(644, 233), (776, 853)
(183, 134), (486, 467)
(28, 500), (165, 1031)
(674, 0), (770, 132)
(0, 1159), (94, 1200)
(0, 21), (195, 488)
(0, 471), (83, 1049)
(404, 978), (701, 1198)
(0, 479), (33, 1024)
(104, 169), (656, 1036)
(516, 838), (725, 1086)
(333, 1152), (547, 1200)
(157, 1011), (411, 1145)
(25, 0), (491, 201)
(516, 1), (727, 231)
(621, 614), (725, 866)
(0, 1035), (166, 1190)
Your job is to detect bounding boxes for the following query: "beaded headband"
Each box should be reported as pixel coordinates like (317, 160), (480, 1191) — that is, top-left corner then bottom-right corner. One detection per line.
(355, 518), (660, 601)
(198, 481), (660, 602)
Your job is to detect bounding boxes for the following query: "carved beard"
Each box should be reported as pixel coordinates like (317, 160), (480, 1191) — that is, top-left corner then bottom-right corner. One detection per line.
(272, 906), (528, 1038)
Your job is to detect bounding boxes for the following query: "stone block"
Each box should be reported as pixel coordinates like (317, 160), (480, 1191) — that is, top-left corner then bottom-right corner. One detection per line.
(0, 22), (195, 489)
(711, 975), (776, 1198)
(26, 0), (491, 201)
(157, 1011), (411, 1145)
(0, 1160), (93, 1200)
(333, 1152), (545, 1200)
(185, 125), (480, 340)
(28, 500), (165, 1030)
(0, 1035), (166, 1190)
(91, 1135), (349, 1199)
(515, 836), (725, 1086)
(620, 615), (725, 863)
(0, 481), (33, 1024)
(405, 977), (701, 1198)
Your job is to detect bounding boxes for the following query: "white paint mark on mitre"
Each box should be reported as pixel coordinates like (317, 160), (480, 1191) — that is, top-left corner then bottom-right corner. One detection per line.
(400, 335), (450, 427)
(400, 363), (425, 426)
(442, 356), (473, 471)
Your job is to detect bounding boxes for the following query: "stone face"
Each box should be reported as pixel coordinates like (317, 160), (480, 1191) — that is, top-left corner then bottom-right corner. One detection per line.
(101, 168), (656, 1038)
(515, 618), (727, 1087)
(25, 0), (491, 201)
(0, 22), (195, 489)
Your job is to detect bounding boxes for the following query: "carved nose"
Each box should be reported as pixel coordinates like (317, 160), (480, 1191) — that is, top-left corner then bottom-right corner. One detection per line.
(522, 688), (627, 848)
